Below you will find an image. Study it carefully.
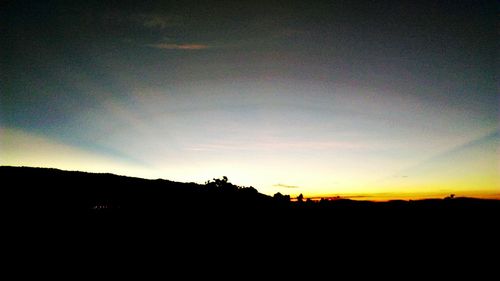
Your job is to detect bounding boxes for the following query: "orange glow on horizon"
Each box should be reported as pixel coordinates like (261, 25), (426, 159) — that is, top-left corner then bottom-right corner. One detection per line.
(2, 127), (498, 201)
(297, 191), (500, 202)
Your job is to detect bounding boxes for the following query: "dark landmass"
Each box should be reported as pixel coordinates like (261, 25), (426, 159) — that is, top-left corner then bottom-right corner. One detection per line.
(2, 166), (273, 214)
(3, 165), (499, 267)
(3, 166), (499, 239)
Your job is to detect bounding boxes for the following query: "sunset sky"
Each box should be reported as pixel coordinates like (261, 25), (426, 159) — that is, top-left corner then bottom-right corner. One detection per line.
(1, 1), (498, 200)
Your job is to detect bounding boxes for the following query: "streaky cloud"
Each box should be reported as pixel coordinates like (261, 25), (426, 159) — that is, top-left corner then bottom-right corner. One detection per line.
(147, 43), (210, 50)
(273, 183), (300, 189)
(134, 14), (177, 29)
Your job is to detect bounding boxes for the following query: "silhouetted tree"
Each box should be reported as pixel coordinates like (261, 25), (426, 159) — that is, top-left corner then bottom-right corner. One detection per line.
(239, 186), (258, 194)
(297, 193), (304, 203)
(273, 192), (290, 203)
(205, 177), (262, 195)
(444, 194), (456, 200)
(206, 176), (237, 192)
(320, 198), (330, 204)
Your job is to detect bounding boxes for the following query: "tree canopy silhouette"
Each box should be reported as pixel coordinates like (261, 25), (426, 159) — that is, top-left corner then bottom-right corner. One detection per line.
(205, 176), (257, 194)
(297, 193), (304, 203)
(273, 192), (290, 203)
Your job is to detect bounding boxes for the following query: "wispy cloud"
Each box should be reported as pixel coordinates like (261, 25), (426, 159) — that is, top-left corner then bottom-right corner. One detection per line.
(186, 139), (368, 152)
(134, 14), (177, 29)
(101, 12), (179, 30)
(147, 43), (210, 50)
(273, 183), (300, 188)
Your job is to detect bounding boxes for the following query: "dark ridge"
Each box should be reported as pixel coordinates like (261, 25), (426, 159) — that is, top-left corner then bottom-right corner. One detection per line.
(3, 166), (499, 242)
(1, 166), (274, 214)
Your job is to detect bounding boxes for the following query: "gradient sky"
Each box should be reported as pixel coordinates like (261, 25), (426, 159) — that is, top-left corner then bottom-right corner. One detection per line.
(1, 0), (498, 199)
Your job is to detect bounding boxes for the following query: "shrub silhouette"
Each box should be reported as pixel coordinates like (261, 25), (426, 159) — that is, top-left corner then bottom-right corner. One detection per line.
(205, 176), (257, 194)
(297, 193), (304, 203)
(239, 186), (258, 194)
(206, 176), (237, 192)
(273, 192), (290, 203)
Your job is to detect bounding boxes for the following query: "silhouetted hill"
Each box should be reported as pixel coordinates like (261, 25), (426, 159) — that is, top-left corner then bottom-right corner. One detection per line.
(4, 165), (500, 265)
(1, 166), (274, 215)
(3, 166), (499, 236)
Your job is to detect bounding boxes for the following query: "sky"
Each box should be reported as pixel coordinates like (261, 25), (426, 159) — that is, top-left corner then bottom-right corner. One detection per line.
(1, 0), (498, 200)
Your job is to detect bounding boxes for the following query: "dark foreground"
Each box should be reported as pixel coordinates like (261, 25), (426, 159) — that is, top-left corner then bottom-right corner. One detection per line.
(3, 166), (499, 271)
(3, 166), (499, 244)
(3, 165), (498, 222)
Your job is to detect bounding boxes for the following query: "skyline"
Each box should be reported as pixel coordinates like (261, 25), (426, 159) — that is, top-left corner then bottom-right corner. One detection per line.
(1, 1), (498, 200)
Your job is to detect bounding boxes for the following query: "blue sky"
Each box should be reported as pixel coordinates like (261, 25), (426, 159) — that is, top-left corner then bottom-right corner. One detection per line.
(1, 0), (498, 198)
